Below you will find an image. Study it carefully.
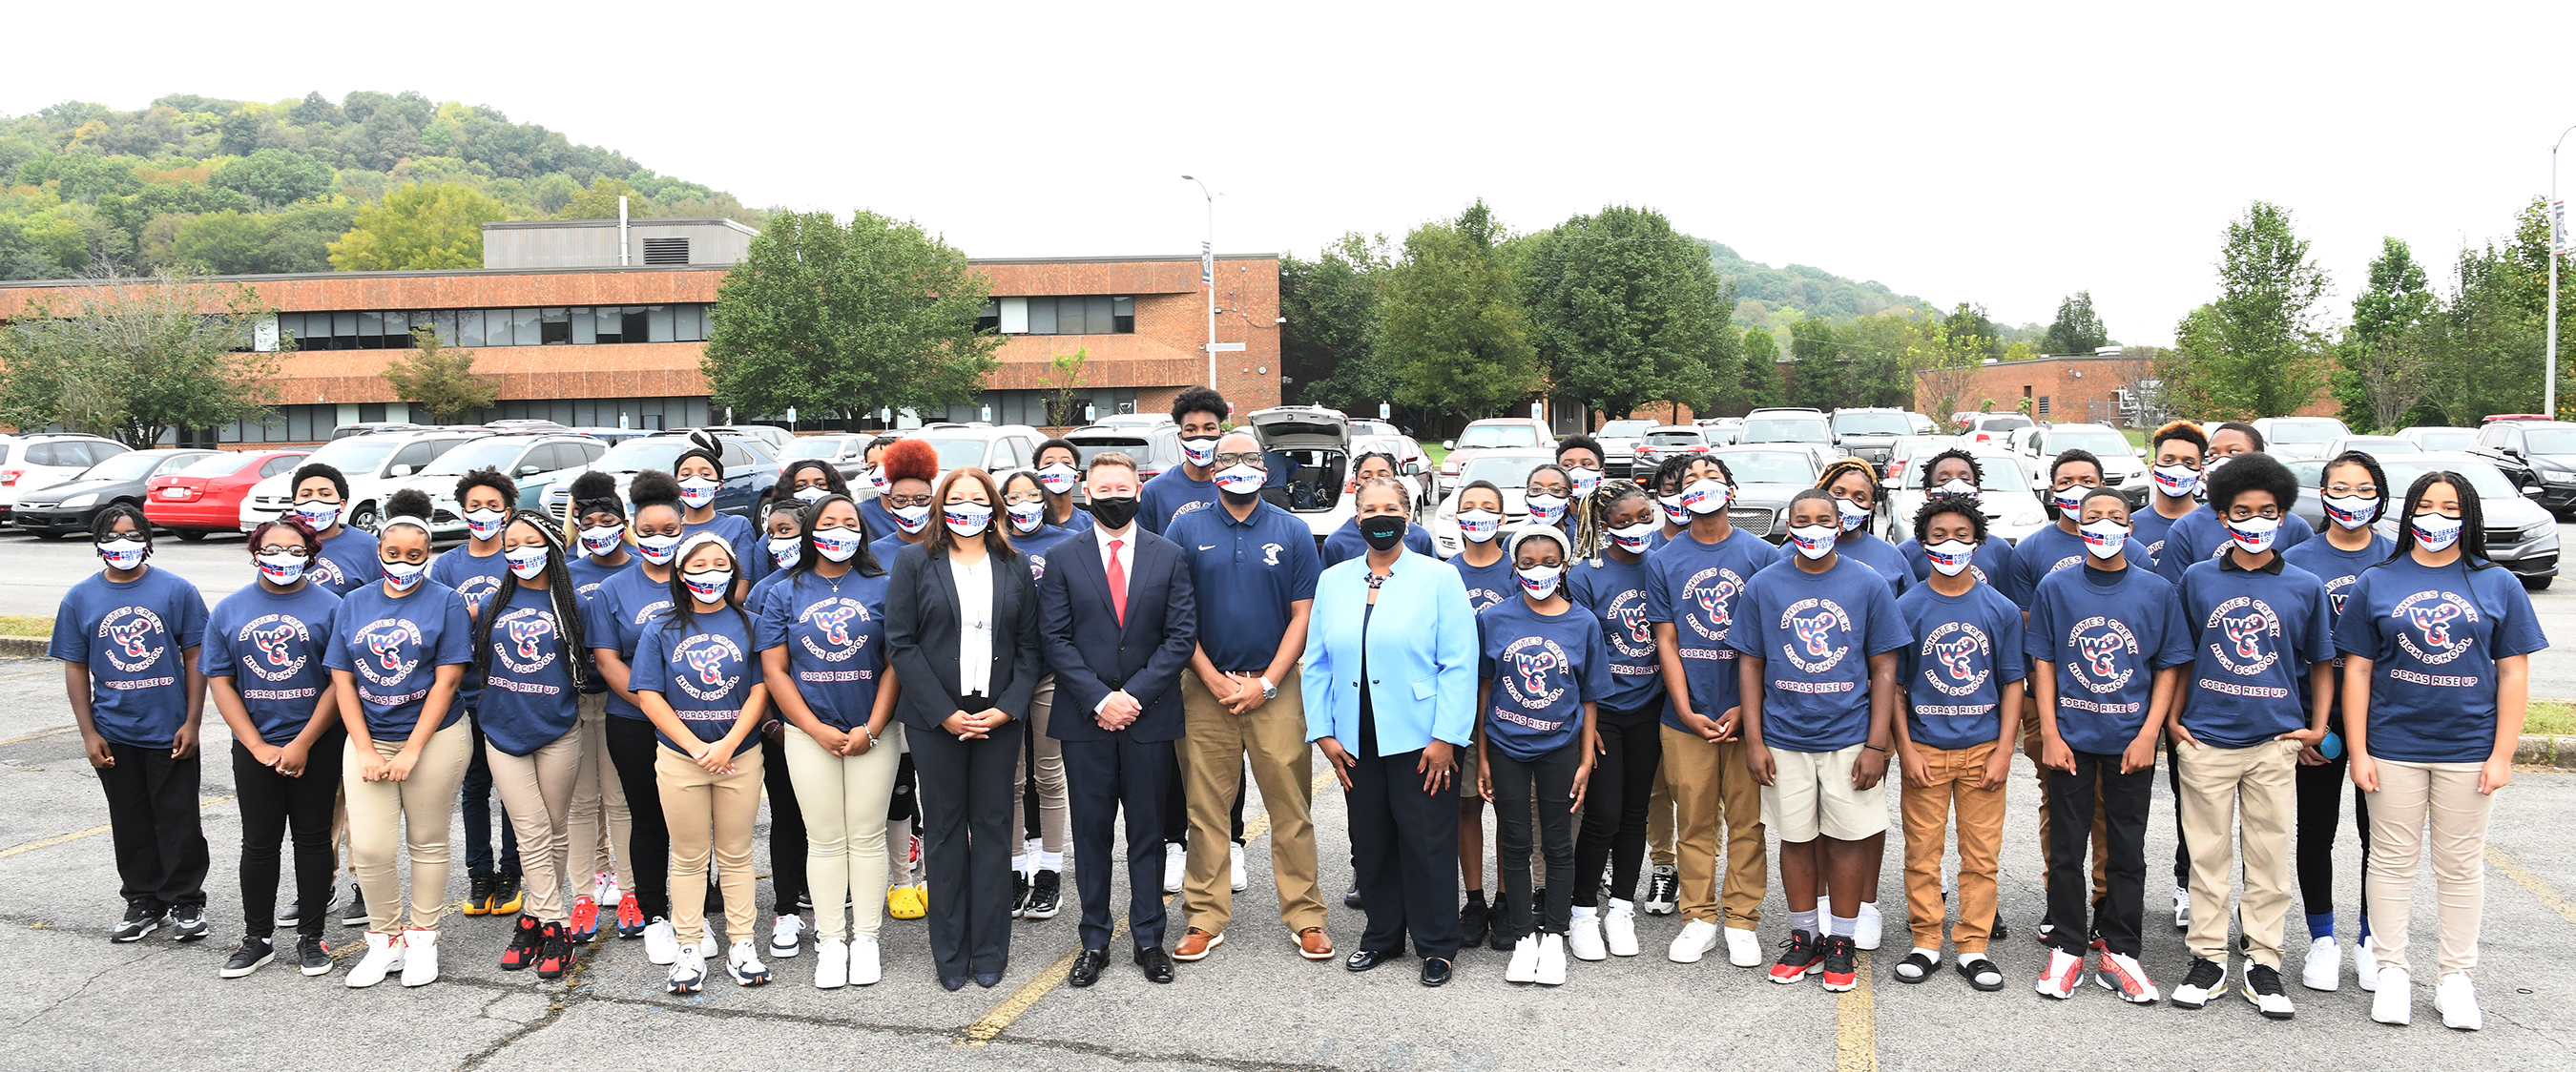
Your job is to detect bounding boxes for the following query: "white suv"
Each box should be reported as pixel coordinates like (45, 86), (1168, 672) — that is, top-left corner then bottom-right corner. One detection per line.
(239, 427), (490, 533)
(904, 423), (1046, 485)
(0, 434), (132, 524)
(384, 433), (607, 537)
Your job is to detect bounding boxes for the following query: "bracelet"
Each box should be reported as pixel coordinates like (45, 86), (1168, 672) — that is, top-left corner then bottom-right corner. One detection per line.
(1862, 743), (1890, 753)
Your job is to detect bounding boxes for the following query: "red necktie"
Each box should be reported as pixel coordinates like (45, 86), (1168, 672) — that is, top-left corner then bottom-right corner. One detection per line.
(1107, 539), (1127, 628)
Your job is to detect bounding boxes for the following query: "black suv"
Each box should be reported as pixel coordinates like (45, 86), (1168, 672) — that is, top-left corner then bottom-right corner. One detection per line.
(2474, 419), (2576, 517)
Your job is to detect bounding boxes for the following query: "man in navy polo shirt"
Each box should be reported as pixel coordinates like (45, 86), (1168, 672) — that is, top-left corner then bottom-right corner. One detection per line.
(1164, 430), (1333, 964)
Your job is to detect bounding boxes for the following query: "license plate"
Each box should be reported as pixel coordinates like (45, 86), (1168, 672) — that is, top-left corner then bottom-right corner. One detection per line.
(160, 487), (189, 499)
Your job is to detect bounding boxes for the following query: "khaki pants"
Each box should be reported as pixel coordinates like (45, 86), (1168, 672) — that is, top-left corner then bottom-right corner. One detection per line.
(1901, 741), (2005, 954)
(1182, 671), (1324, 936)
(2364, 757), (2495, 976)
(343, 719), (473, 933)
(1660, 725), (1765, 928)
(1011, 676), (1068, 857)
(564, 691), (634, 893)
(2023, 707), (2110, 898)
(2178, 738), (2298, 968)
(1647, 758), (1675, 868)
(657, 745), (764, 948)
(486, 731), (583, 923)
(783, 723), (905, 941)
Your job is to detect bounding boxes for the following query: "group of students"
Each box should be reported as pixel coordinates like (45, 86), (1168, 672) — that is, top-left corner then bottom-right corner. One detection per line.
(52, 403), (2542, 1026)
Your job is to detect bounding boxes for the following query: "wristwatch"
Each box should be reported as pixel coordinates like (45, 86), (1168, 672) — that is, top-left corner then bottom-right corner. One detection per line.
(1258, 676), (1278, 701)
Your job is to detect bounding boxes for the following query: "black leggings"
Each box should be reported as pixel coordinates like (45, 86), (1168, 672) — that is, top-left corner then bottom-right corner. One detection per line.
(2296, 748), (2371, 925)
(1491, 739), (1582, 939)
(1573, 704), (1662, 909)
(760, 730), (807, 907)
(233, 731), (344, 939)
(604, 715), (671, 919)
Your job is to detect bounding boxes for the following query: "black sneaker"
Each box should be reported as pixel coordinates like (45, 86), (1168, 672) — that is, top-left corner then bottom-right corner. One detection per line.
(465, 873), (499, 916)
(2171, 957), (2229, 1008)
(793, 890), (813, 913)
(1459, 898), (1490, 948)
(499, 915), (542, 971)
(1023, 870), (1062, 920)
(2244, 962), (2296, 1020)
(168, 904), (210, 942)
(535, 922), (574, 980)
(340, 884), (369, 928)
(1643, 868), (1680, 915)
(110, 900), (160, 943)
(219, 937), (273, 978)
(1487, 894), (1516, 951)
(1343, 889), (1364, 910)
(1011, 871), (1030, 919)
(278, 898), (300, 925)
(1819, 933), (1859, 991)
(296, 935), (333, 976)
(1769, 929), (1824, 983)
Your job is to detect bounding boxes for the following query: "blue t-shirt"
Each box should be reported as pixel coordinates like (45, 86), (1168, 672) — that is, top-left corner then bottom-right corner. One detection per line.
(1049, 505), (1096, 534)
(2129, 504), (2195, 569)
(754, 569), (892, 733)
(199, 582), (341, 746)
(1319, 516), (1434, 569)
(1010, 523), (1078, 584)
(1775, 530), (1910, 599)
(579, 566), (675, 719)
(1897, 536), (2018, 594)
(51, 567), (210, 748)
(1139, 467), (1219, 535)
(1645, 527), (1776, 732)
(2281, 531), (2396, 728)
(1999, 523), (2110, 610)
(2155, 505), (2316, 588)
(2177, 557), (2336, 748)
(472, 585), (582, 754)
(687, 513), (760, 586)
(1729, 558), (1910, 753)
(870, 533), (926, 586)
(1452, 551), (1517, 613)
(1566, 553), (1666, 714)
(2024, 564), (2192, 754)
(429, 545), (509, 711)
(1477, 597), (1612, 761)
(1895, 580), (2027, 751)
(857, 497), (899, 546)
(323, 580), (473, 739)
(1167, 502), (1322, 672)
(2333, 554), (2549, 764)
(311, 526), (381, 596)
(567, 553), (632, 694)
(630, 606), (760, 753)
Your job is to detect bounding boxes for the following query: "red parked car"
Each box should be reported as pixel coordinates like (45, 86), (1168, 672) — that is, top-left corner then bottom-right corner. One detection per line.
(144, 449), (309, 541)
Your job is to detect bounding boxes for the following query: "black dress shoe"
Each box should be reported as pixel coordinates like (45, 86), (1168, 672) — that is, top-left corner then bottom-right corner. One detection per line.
(1344, 947), (1401, 973)
(940, 974), (967, 992)
(1343, 889), (1364, 910)
(1069, 948), (1110, 988)
(974, 971), (1003, 988)
(1134, 944), (1175, 984)
(1420, 957), (1453, 986)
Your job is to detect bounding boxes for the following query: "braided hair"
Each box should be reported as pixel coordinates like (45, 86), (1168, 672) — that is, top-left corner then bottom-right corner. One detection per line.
(470, 511), (590, 690)
(1575, 477), (1648, 561)
(1815, 456), (1883, 532)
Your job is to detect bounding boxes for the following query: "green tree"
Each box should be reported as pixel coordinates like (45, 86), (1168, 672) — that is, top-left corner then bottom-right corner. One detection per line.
(327, 182), (508, 270)
(1943, 301), (2004, 358)
(1911, 313), (1991, 419)
(2165, 202), (2333, 419)
(1280, 233), (1390, 412)
(557, 176), (652, 220)
(700, 210), (1002, 426)
(1522, 205), (1739, 423)
(380, 326), (496, 423)
(0, 270), (284, 446)
(1785, 317), (1843, 408)
(210, 148), (333, 206)
(1045, 346), (1090, 426)
(2043, 291), (2109, 355)
(2331, 237), (2438, 432)
(1740, 327), (1782, 408)
(1376, 201), (1543, 428)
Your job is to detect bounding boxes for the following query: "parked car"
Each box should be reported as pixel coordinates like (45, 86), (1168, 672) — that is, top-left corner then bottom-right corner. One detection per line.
(2008, 423), (2147, 507)
(2250, 416), (2350, 461)
(1352, 434), (1437, 520)
(1347, 419), (1404, 439)
(905, 423), (1045, 486)
(1436, 418), (1555, 495)
(1736, 409), (1838, 458)
(0, 433), (132, 524)
(541, 430), (777, 524)
(2286, 452), (2559, 589)
(775, 434), (872, 481)
(1906, 412), (1938, 436)
(1244, 405), (1356, 546)
(1958, 412), (2032, 446)
(329, 421), (433, 440)
(390, 434), (605, 537)
(1090, 412), (1175, 429)
(1694, 416), (1745, 445)
(2316, 435), (2420, 459)
(1880, 435), (1960, 488)
(145, 449), (309, 541)
(1705, 445), (1829, 543)
(1063, 423), (1183, 498)
(700, 423), (798, 456)
(2397, 425), (2478, 452)
(1631, 425), (1712, 474)
(1829, 407), (1913, 467)
(1595, 418), (1656, 477)
(241, 427), (492, 533)
(2472, 418), (2576, 516)
(1881, 449), (2049, 546)
(482, 419), (572, 434)
(1428, 447), (1555, 557)
(14, 449), (219, 538)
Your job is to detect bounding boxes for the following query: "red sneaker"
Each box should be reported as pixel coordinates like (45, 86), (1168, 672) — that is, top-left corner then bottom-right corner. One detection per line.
(570, 895), (599, 943)
(1819, 934), (1858, 992)
(1768, 930), (1824, 984)
(614, 893), (646, 939)
(499, 915), (541, 971)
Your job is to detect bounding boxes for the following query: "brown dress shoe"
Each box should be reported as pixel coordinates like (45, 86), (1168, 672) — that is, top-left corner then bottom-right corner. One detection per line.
(1297, 927), (1336, 960)
(1173, 928), (1223, 961)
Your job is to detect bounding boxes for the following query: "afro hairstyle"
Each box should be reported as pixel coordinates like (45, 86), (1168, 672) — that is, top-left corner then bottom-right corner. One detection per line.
(2205, 450), (2297, 516)
(452, 465), (518, 509)
(626, 469), (682, 516)
(881, 437), (940, 485)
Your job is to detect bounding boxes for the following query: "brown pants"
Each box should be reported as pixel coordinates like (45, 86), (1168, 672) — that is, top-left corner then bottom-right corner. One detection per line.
(1182, 672), (1324, 936)
(564, 691), (634, 893)
(2365, 757), (2495, 976)
(2023, 706), (2109, 899)
(343, 719), (473, 933)
(657, 745), (764, 948)
(486, 730), (583, 923)
(1660, 725), (1765, 927)
(1901, 741), (2006, 954)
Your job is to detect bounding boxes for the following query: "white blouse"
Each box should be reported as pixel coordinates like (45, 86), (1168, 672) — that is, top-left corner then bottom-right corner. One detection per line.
(950, 553), (994, 698)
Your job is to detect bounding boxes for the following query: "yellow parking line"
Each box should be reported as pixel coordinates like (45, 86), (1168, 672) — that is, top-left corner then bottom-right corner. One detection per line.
(2486, 844), (2576, 927)
(0, 795), (234, 861)
(0, 726), (74, 747)
(1835, 951), (1877, 1072)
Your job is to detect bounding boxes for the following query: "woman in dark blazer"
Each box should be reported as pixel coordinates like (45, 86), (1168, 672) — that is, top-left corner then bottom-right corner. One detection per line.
(884, 465), (1043, 991)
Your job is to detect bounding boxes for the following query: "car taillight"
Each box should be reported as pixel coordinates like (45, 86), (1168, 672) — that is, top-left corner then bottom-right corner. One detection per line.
(0, 469), (18, 486)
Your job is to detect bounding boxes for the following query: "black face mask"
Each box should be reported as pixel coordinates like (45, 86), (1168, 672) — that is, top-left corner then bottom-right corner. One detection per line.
(1219, 487), (1262, 508)
(1089, 494), (1141, 531)
(1360, 513), (1407, 552)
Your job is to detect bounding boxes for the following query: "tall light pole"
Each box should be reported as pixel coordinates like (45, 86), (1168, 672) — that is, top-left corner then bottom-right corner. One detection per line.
(2552, 125), (2575, 419)
(1183, 175), (1216, 389)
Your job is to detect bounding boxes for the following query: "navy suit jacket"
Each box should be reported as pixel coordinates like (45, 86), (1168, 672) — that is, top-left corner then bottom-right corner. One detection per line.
(1038, 527), (1197, 744)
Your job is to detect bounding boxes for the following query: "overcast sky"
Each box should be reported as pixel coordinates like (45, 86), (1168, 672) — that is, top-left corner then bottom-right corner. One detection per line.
(12, 2), (2576, 345)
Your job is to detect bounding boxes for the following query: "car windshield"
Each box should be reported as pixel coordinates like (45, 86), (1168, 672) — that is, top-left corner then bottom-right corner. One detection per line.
(178, 452), (252, 476)
(593, 438), (695, 473)
(2344, 439), (2418, 454)
(1646, 431), (1703, 444)
(2380, 460), (2516, 499)
(78, 451), (170, 483)
(1599, 420), (1653, 437)
(1832, 412), (1910, 436)
(914, 436), (995, 469)
(1976, 415), (2032, 431)
(424, 439), (533, 475)
(2413, 429), (2476, 451)
(2268, 420), (2344, 444)
(1742, 417), (1829, 443)
(301, 437), (403, 475)
(1070, 437), (1153, 465)
(1460, 454), (1547, 488)
(2523, 429), (2576, 454)
(1456, 423), (1543, 449)
(2046, 430), (2130, 456)
(779, 437), (847, 461)
(1903, 456), (2025, 490)
(1721, 451), (1820, 484)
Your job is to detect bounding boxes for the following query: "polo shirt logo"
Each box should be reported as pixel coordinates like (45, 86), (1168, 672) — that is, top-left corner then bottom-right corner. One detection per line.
(1262, 543), (1282, 566)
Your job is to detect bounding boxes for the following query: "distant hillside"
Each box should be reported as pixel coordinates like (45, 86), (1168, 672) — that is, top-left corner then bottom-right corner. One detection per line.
(0, 92), (762, 279)
(1696, 237), (1936, 338)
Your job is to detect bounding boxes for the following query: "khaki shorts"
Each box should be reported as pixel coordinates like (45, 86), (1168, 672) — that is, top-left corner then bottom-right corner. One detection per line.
(1759, 743), (1888, 843)
(1457, 740), (1483, 800)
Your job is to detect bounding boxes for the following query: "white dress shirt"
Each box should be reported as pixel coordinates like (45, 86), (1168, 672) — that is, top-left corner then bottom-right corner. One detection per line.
(1093, 522), (1133, 608)
(950, 552), (994, 697)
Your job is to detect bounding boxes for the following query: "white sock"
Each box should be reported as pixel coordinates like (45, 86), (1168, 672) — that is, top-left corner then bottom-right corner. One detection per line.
(1570, 904), (1596, 921)
(1607, 897), (1633, 915)
(1830, 915), (1858, 938)
(1960, 951), (1991, 969)
(1910, 945), (1941, 965)
(1038, 851), (1063, 873)
(1792, 909), (1819, 935)
(1012, 855), (1028, 877)
(1025, 836), (1043, 860)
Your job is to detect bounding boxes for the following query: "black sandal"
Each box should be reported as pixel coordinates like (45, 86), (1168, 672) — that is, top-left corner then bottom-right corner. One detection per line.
(1894, 951), (1937, 983)
(1956, 955), (2005, 992)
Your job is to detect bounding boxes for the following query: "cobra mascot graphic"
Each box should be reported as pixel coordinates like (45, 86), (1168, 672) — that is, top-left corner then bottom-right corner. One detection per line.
(685, 645), (730, 687)
(2078, 632), (2124, 678)
(2409, 603), (2462, 649)
(107, 617), (156, 659)
(506, 615), (553, 661)
(251, 622), (301, 668)
(1933, 634), (1980, 682)
(1513, 647), (1562, 697)
(811, 604), (862, 647)
(1793, 612), (1839, 659)
(2223, 613), (2268, 661)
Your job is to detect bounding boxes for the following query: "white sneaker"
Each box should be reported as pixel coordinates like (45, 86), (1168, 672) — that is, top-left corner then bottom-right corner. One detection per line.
(1506, 935), (1540, 983)
(2301, 936), (2340, 992)
(2172, 885), (2191, 929)
(2435, 972), (2483, 1031)
(813, 938), (847, 988)
(594, 872), (617, 904)
(2243, 962), (2296, 1020)
(1602, 902), (1639, 958)
(1642, 865), (1678, 915)
(398, 928), (439, 987)
(1855, 902), (1882, 951)
(1163, 843), (1186, 894)
(1231, 843), (1248, 893)
(726, 938), (771, 986)
(850, 934), (882, 986)
(1725, 926), (1763, 967)
(1668, 918), (1719, 963)
(345, 930), (405, 988)
(667, 942), (706, 994)
(2035, 947), (2083, 1000)
(2171, 958), (2229, 1009)
(2372, 966), (2412, 1025)
(769, 914), (803, 959)
(645, 917), (678, 965)
(1535, 933), (1568, 986)
(2094, 950), (2159, 1003)
(2356, 938), (2382, 992)
(1567, 914), (1608, 961)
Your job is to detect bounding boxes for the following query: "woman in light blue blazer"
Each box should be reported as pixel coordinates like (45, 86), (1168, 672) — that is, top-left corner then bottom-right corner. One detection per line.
(1303, 478), (1479, 986)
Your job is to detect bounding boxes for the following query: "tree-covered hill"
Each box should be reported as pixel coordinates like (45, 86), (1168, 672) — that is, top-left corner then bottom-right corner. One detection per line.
(0, 92), (763, 279)
(1696, 237), (1937, 335)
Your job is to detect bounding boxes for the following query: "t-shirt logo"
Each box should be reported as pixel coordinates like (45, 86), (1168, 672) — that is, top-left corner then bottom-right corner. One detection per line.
(312, 557), (346, 586)
(99, 608), (167, 673)
(1263, 543), (1283, 566)
(2394, 590), (2480, 665)
(456, 575), (501, 615)
(353, 618), (424, 687)
(672, 633), (744, 701)
(799, 598), (871, 663)
(1684, 567), (1744, 642)
(2322, 573), (2358, 616)
(1466, 587), (1506, 612)
(1502, 636), (1569, 706)
(1028, 554), (1047, 580)
(240, 614), (312, 681)
(1169, 500), (1209, 526)
(1917, 622), (1992, 698)
(2205, 595), (2281, 675)
(2067, 616), (2138, 692)
(1778, 597), (1852, 674)
(1605, 588), (1655, 659)
(494, 608), (558, 675)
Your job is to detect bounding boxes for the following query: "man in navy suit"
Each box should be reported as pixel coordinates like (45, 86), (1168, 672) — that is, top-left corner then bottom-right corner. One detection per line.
(1037, 452), (1200, 987)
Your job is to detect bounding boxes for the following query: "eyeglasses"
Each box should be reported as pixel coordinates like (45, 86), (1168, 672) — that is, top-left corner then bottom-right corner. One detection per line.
(2223, 505), (2283, 522)
(1003, 490), (1045, 505)
(2326, 484), (2378, 497)
(883, 493), (934, 508)
(1213, 452), (1266, 468)
(255, 545), (310, 558)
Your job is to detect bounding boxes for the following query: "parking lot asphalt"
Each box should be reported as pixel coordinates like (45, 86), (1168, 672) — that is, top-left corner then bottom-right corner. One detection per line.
(1, 526), (2573, 1071)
